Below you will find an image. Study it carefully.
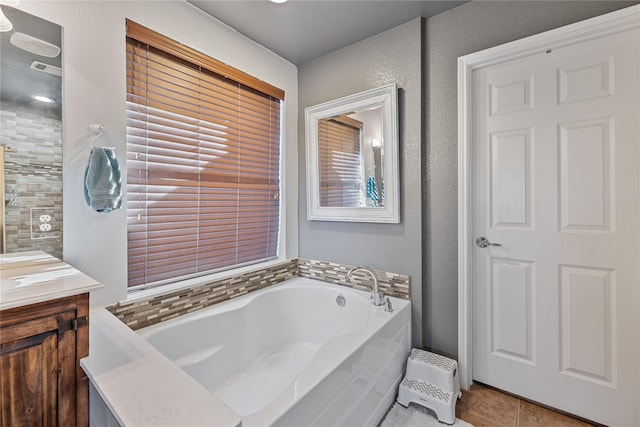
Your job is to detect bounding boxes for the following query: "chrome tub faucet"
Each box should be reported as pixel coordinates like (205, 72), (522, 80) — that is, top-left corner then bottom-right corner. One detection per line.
(346, 266), (385, 306)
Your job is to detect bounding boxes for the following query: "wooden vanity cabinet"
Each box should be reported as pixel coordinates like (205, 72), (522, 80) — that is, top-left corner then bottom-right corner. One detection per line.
(0, 293), (89, 427)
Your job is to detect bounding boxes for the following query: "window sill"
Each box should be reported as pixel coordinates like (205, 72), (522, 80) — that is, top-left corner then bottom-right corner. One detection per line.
(124, 257), (292, 304)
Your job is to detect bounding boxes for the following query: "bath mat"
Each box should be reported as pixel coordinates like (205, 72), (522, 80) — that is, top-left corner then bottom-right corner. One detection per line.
(379, 402), (474, 427)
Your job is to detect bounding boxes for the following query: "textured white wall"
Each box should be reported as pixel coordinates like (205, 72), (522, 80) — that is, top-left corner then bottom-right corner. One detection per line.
(423, 0), (637, 357)
(298, 19), (423, 346)
(16, 1), (298, 307)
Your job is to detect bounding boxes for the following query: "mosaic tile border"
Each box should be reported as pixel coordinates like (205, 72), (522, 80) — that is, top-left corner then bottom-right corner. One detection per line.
(108, 260), (298, 330)
(297, 258), (411, 300)
(108, 258), (411, 330)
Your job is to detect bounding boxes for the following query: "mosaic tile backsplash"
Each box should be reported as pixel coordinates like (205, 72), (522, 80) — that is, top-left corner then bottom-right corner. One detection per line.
(108, 258), (411, 330)
(109, 260), (298, 330)
(297, 258), (410, 300)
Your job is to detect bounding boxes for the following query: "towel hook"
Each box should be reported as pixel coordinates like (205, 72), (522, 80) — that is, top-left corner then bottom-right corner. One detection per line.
(89, 124), (105, 148)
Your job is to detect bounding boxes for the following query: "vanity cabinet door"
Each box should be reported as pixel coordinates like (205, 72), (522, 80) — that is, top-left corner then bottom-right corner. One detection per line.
(0, 294), (88, 427)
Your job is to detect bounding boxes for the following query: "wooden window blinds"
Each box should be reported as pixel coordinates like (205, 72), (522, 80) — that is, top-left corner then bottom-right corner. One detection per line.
(126, 20), (283, 288)
(318, 116), (364, 207)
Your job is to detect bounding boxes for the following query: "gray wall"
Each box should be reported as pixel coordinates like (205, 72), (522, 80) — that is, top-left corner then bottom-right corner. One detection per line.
(423, 1), (638, 357)
(299, 19), (424, 346)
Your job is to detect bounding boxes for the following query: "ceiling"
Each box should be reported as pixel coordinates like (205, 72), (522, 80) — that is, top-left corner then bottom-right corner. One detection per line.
(0, 1), (467, 121)
(187, 0), (468, 65)
(0, 5), (62, 120)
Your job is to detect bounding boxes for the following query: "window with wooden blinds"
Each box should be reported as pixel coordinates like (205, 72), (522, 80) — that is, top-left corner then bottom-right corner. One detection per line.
(318, 116), (364, 207)
(126, 21), (283, 289)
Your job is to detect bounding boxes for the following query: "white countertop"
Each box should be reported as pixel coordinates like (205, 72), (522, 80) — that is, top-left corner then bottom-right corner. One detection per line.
(0, 250), (103, 310)
(82, 308), (242, 427)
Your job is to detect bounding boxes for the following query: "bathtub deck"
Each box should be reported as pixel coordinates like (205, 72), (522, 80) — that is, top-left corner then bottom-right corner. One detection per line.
(213, 342), (321, 416)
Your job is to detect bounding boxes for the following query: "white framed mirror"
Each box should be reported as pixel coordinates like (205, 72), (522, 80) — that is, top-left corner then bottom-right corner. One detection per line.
(305, 84), (399, 223)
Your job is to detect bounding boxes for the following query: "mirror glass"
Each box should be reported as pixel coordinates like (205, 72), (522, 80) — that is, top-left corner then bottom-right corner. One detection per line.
(306, 84), (399, 223)
(318, 107), (383, 208)
(0, 6), (63, 258)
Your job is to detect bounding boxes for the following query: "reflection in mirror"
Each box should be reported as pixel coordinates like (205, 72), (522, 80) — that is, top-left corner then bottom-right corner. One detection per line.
(318, 107), (384, 208)
(306, 84), (398, 223)
(0, 6), (63, 258)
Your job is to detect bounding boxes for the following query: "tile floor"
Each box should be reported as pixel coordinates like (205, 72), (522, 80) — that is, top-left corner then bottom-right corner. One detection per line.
(455, 383), (600, 427)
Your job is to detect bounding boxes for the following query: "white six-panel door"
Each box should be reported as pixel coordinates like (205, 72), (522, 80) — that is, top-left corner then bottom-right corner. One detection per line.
(469, 15), (639, 427)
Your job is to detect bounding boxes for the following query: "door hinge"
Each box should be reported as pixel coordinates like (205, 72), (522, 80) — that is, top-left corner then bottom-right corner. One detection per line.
(73, 316), (89, 331)
(58, 316), (88, 337)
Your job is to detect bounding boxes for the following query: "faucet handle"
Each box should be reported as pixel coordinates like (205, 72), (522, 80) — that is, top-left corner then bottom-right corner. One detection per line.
(384, 296), (393, 312)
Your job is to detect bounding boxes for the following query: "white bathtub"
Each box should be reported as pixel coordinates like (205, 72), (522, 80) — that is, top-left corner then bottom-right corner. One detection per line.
(138, 277), (411, 426)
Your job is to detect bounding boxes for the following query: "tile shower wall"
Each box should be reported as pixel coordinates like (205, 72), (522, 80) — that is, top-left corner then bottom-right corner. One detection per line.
(108, 258), (411, 330)
(1, 110), (63, 259)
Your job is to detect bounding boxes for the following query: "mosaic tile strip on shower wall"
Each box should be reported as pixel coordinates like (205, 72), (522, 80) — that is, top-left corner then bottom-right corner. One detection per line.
(107, 259), (298, 330)
(297, 258), (411, 300)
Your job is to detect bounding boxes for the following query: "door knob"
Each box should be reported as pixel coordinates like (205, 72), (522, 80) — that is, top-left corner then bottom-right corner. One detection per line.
(476, 236), (502, 248)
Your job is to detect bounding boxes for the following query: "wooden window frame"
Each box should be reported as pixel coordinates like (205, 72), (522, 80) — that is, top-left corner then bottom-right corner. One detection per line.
(126, 20), (284, 101)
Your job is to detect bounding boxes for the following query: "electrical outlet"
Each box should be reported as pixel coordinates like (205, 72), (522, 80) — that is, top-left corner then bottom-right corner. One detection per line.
(31, 207), (60, 239)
